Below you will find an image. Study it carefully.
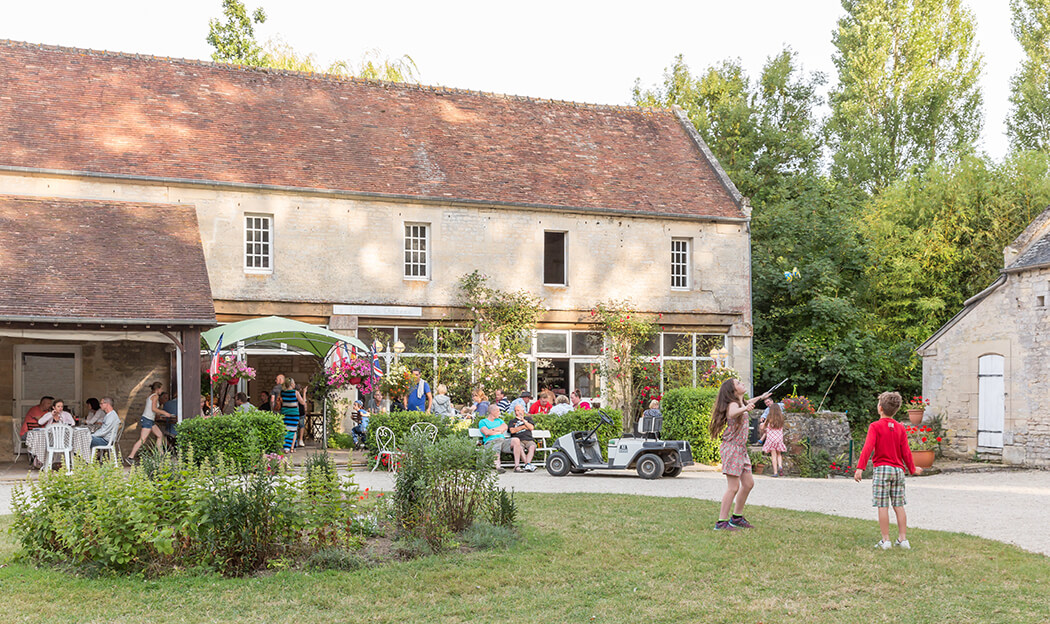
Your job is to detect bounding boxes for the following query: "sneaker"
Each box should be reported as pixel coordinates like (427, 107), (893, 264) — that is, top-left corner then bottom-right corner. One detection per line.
(876, 540), (892, 550)
(729, 515), (754, 529)
(524, 463), (536, 472)
(895, 539), (911, 549)
(714, 520), (739, 531)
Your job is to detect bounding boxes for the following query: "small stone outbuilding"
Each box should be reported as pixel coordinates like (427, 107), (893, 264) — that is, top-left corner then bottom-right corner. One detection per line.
(918, 207), (1050, 465)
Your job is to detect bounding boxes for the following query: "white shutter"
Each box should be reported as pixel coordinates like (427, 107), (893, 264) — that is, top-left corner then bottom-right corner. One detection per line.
(977, 354), (1004, 449)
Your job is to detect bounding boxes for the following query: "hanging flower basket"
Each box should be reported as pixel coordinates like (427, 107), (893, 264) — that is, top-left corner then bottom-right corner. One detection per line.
(326, 355), (373, 394)
(211, 356), (256, 385)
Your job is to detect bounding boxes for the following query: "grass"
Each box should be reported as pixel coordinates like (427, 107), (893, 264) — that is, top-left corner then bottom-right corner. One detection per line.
(1, 493), (1048, 623)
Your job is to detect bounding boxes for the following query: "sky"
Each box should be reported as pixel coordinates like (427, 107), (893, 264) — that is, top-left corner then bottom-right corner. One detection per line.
(2, 0), (1023, 160)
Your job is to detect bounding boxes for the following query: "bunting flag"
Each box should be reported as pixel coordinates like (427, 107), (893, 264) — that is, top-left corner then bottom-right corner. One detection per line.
(371, 352), (384, 378)
(336, 341), (348, 366)
(209, 333), (224, 380)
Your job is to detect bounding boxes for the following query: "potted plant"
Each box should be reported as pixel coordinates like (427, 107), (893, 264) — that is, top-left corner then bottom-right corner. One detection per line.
(905, 424), (942, 468)
(379, 359), (413, 402)
(783, 394), (815, 414)
(325, 356), (374, 395)
(905, 396), (931, 425)
(748, 450), (769, 475)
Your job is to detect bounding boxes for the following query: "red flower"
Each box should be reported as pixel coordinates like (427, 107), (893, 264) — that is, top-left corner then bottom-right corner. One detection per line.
(936, 437), (942, 442)
(921, 437), (927, 443)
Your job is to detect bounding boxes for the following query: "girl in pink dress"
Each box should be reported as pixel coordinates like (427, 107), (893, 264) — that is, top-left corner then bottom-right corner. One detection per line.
(709, 378), (771, 530)
(760, 400), (788, 477)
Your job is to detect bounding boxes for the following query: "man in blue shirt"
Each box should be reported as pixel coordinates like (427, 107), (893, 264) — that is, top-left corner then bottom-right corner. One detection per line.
(478, 404), (512, 473)
(508, 390), (531, 415)
(405, 367), (432, 412)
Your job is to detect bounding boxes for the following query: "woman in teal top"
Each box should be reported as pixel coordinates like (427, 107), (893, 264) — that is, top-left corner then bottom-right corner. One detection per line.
(280, 378), (305, 451)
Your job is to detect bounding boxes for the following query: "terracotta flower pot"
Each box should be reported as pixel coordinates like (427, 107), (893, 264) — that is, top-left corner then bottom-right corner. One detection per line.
(912, 449), (935, 469)
(753, 464), (766, 475)
(349, 376), (362, 385)
(907, 409), (925, 425)
(227, 378), (238, 385)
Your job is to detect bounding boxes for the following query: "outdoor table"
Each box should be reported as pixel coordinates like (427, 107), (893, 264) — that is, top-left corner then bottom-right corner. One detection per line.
(25, 426), (93, 464)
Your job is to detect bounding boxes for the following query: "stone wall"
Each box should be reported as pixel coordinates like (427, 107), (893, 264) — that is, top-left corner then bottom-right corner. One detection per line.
(920, 266), (1050, 466)
(1, 337), (171, 461)
(783, 411), (851, 457)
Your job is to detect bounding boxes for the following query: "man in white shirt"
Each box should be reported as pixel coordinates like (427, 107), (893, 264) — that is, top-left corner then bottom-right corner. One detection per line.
(91, 397), (121, 448)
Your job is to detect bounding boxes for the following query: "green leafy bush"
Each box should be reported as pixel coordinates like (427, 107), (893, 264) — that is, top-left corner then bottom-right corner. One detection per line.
(530, 408), (624, 450)
(660, 387), (721, 464)
(176, 409), (284, 467)
(364, 411), (457, 453)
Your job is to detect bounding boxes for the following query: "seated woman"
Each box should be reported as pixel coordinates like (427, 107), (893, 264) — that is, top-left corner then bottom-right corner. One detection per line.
(83, 398), (104, 430)
(38, 399), (75, 427)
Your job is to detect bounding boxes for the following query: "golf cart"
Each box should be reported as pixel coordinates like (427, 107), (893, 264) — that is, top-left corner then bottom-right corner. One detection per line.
(545, 409), (693, 479)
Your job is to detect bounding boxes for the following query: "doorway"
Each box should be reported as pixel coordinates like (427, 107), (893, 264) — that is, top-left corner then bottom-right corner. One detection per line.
(14, 345), (82, 420)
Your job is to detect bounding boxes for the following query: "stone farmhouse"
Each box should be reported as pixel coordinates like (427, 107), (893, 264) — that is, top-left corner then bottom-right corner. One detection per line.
(919, 206), (1050, 466)
(0, 41), (752, 459)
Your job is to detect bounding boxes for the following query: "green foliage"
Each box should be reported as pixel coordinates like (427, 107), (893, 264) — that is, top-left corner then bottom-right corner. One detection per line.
(531, 408), (624, 450)
(827, 0), (984, 191)
(592, 300), (658, 430)
(364, 411), (456, 453)
(659, 387), (721, 464)
(462, 521), (518, 550)
(393, 434), (497, 552)
(458, 270), (543, 393)
(1008, 0), (1050, 151)
(300, 451), (362, 549)
(206, 0), (268, 66)
(793, 439), (832, 479)
(176, 409), (284, 468)
(488, 488), (518, 528)
(400, 325), (473, 405)
(305, 547), (366, 571)
(328, 432), (355, 449)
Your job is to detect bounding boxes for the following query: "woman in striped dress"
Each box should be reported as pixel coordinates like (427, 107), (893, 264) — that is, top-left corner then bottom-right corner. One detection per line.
(280, 377), (305, 452)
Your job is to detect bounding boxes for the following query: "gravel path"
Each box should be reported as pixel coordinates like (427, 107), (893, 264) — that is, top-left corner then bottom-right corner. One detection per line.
(348, 467), (1050, 556)
(3, 467), (1047, 556)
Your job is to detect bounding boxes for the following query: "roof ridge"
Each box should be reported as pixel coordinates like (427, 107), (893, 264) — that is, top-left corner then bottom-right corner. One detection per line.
(0, 38), (670, 115)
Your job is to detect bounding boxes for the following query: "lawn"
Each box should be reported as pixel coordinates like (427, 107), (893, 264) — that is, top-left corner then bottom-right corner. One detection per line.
(1, 493), (1048, 623)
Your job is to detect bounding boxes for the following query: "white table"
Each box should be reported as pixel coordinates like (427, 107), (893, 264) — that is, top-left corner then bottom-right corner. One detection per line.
(24, 426), (93, 464)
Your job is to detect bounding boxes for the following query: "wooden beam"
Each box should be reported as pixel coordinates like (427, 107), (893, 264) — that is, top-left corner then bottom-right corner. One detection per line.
(180, 328), (201, 423)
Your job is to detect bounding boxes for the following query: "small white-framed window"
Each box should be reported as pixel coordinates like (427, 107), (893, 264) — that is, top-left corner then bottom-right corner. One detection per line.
(404, 223), (430, 279)
(244, 214), (273, 273)
(543, 231), (567, 286)
(671, 238), (690, 290)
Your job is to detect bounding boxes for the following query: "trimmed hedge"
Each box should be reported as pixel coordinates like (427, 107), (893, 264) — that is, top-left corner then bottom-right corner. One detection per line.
(176, 409), (284, 467)
(364, 411), (457, 453)
(529, 409), (624, 450)
(661, 387), (720, 464)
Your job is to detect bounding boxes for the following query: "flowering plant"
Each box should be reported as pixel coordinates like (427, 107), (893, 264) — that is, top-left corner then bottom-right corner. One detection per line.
(905, 396), (931, 411)
(263, 452), (289, 475)
(783, 394), (815, 414)
(211, 356), (256, 384)
(698, 362), (740, 388)
(326, 356), (374, 394)
(905, 424), (943, 451)
(379, 359), (413, 398)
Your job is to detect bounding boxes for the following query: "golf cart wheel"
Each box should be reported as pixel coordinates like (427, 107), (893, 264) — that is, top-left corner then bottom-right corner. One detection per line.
(663, 465), (683, 478)
(546, 451), (572, 477)
(636, 453), (664, 480)
(569, 467), (588, 474)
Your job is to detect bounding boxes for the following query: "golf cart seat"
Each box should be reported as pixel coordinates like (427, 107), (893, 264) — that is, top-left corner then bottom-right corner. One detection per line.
(636, 410), (663, 440)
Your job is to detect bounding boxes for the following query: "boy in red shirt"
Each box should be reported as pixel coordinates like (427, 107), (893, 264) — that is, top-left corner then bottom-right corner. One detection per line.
(854, 391), (923, 550)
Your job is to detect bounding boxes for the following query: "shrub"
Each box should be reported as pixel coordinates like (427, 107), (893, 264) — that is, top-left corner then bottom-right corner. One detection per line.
(530, 408), (624, 450)
(176, 409), (284, 468)
(488, 487), (517, 528)
(300, 451), (361, 549)
(660, 387), (721, 464)
(393, 433), (497, 551)
(462, 521), (518, 550)
(364, 411), (457, 453)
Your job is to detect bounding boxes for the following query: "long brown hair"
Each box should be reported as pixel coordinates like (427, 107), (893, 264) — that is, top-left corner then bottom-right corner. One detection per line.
(708, 378), (743, 439)
(765, 402), (785, 429)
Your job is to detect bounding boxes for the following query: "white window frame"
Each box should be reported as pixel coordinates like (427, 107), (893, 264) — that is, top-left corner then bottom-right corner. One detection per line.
(244, 214), (274, 274)
(543, 230), (568, 287)
(671, 237), (690, 290)
(404, 223), (431, 280)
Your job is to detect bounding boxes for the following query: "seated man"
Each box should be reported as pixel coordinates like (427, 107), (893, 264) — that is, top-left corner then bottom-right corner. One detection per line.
(234, 392), (255, 412)
(506, 403), (538, 472)
(90, 397), (121, 449)
(479, 404), (512, 473)
(19, 395), (54, 440)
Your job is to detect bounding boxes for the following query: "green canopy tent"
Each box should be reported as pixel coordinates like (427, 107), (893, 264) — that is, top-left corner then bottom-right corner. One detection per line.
(201, 316), (369, 448)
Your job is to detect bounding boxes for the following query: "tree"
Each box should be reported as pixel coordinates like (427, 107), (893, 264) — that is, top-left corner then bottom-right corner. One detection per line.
(206, 1), (419, 82)
(1007, 0), (1050, 151)
(206, 0), (268, 66)
(827, 0), (984, 191)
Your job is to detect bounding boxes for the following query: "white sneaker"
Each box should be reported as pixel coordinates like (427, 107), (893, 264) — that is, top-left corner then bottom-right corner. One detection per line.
(895, 539), (911, 549)
(524, 463), (536, 472)
(876, 540), (892, 550)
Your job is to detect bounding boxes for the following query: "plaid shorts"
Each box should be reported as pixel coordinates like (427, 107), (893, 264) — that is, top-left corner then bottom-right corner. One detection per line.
(871, 466), (906, 508)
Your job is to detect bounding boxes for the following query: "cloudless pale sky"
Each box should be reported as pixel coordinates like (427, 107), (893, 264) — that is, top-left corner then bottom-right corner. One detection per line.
(2, 0), (1022, 160)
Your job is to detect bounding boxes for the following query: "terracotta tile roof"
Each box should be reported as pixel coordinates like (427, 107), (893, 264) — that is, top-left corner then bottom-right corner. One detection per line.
(0, 195), (215, 325)
(0, 41), (745, 220)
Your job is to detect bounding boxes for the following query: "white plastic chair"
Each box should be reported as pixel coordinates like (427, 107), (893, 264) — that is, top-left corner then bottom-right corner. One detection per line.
(410, 421), (438, 442)
(90, 421), (124, 466)
(44, 423), (74, 473)
(371, 426), (401, 473)
(11, 414), (30, 462)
